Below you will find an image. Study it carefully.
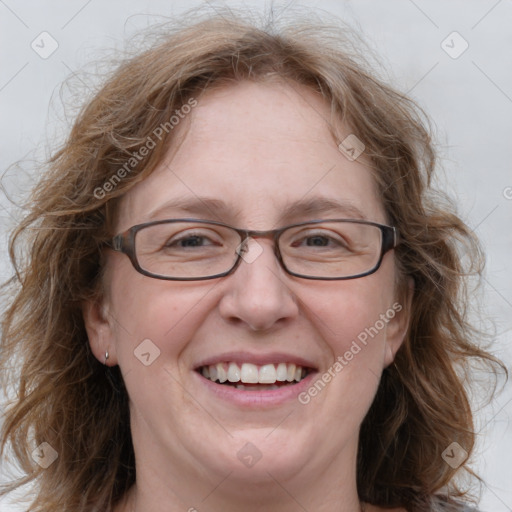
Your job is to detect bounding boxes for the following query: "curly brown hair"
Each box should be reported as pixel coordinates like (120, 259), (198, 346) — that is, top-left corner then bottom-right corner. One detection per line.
(0, 7), (506, 512)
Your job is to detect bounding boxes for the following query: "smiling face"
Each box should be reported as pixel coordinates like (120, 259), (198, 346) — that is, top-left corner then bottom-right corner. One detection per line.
(84, 80), (410, 511)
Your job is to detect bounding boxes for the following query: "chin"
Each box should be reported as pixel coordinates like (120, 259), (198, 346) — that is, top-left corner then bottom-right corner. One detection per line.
(200, 428), (317, 485)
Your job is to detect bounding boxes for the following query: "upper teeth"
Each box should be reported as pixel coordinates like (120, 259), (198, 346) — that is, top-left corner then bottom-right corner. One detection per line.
(201, 362), (307, 384)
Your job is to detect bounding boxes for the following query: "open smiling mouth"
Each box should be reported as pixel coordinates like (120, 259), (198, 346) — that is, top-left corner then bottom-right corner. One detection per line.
(196, 362), (315, 391)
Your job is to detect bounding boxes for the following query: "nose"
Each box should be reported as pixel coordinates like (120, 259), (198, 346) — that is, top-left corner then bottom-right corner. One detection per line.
(217, 237), (299, 332)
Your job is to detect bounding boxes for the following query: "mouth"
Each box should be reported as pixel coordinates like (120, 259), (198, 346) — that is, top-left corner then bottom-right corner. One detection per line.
(195, 361), (315, 391)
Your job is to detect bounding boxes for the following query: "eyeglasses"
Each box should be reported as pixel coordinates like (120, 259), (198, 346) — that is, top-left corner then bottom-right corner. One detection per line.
(108, 218), (399, 281)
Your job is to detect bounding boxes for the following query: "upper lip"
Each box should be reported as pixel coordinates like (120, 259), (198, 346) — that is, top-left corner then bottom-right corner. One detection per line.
(194, 351), (319, 370)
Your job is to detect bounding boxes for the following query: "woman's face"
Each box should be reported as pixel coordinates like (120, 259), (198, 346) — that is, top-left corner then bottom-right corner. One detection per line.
(85, 80), (409, 506)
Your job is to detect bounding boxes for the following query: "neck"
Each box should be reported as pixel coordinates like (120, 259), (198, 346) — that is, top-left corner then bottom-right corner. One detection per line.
(123, 486), (364, 512)
(121, 447), (363, 512)
(122, 407), (364, 512)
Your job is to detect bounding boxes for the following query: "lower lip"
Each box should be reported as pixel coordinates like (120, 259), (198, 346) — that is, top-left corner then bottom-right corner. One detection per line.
(193, 370), (318, 407)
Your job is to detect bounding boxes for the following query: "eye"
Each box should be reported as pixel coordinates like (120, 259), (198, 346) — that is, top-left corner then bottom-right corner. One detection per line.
(291, 229), (350, 250)
(303, 234), (338, 247)
(165, 229), (222, 249)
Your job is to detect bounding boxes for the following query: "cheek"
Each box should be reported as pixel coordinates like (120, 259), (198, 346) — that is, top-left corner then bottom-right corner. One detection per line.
(300, 270), (396, 364)
(294, 277), (398, 456)
(107, 267), (213, 370)
(323, 294), (384, 336)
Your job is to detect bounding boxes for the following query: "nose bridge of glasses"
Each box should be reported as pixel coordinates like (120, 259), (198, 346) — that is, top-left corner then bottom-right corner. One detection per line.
(236, 236), (272, 263)
(234, 227), (283, 266)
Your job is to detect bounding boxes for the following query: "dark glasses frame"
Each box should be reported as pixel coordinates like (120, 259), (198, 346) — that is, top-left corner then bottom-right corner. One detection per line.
(107, 218), (399, 281)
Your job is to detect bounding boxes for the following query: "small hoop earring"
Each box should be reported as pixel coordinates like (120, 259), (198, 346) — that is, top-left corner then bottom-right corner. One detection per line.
(104, 350), (109, 365)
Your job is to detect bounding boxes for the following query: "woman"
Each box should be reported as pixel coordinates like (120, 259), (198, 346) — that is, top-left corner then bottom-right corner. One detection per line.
(0, 9), (505, 512)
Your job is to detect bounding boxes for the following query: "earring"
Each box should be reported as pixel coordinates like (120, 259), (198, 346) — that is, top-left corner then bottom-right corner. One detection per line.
(104, 350), (109, 365)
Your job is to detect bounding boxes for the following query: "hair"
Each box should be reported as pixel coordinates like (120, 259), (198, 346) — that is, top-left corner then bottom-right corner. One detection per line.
(0, 6), (506, 512)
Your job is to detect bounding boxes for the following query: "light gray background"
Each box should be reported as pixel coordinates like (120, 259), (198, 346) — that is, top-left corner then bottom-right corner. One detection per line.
(0, 1), (511, 511)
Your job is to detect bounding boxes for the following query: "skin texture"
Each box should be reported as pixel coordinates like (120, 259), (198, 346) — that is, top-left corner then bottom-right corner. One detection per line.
(84, 80), (410, 512)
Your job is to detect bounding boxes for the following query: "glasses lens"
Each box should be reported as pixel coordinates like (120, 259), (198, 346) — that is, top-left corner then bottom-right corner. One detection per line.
(135, 221), (240, 279)
(279, 221), (383, 278)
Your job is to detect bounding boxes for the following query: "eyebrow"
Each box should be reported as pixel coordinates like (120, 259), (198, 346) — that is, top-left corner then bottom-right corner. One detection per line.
(145, 196), (368, 224)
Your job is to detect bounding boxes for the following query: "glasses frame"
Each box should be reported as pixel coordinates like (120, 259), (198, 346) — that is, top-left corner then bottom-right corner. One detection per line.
(108, 217), (399, 281)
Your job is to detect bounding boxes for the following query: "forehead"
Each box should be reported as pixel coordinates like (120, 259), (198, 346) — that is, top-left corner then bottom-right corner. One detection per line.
(116, 80), (385, 231)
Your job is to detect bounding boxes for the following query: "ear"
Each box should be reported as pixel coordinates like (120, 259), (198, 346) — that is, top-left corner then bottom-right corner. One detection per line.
(383, 277), (414, 367)
(83, 297), (118, 366)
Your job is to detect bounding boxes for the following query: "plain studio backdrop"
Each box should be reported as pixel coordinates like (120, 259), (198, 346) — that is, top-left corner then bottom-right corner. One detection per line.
(0, 1), (511, 511)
